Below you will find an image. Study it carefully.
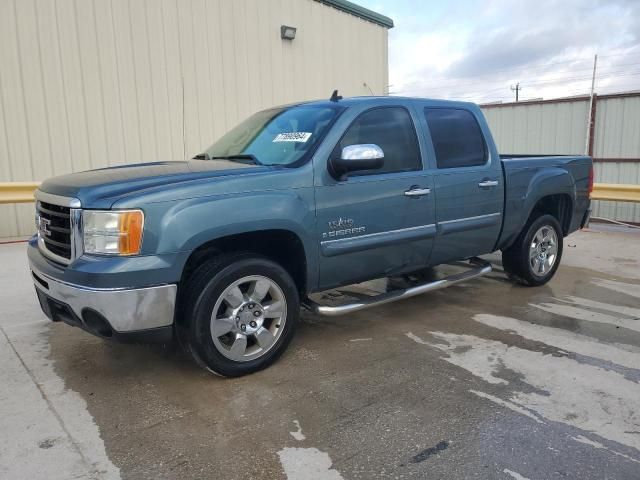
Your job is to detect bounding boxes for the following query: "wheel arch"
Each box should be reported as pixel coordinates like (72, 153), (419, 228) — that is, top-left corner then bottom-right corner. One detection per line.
(523, 168), (575, 235)
(502, 193), (573, 250)
(179, 229), (309, 299)
(523, 193), (574, 236)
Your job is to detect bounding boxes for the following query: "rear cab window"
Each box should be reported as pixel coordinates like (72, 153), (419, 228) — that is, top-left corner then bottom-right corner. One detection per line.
(424, 108), (487, 169)
(334, 107), (422, 176)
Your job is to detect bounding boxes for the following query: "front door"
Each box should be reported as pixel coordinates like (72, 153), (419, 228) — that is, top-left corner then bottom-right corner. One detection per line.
(314, 105), (436, 290)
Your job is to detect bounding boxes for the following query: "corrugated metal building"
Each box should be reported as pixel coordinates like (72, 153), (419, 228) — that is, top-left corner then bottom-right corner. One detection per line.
(0, 0), (392, 238)
(482, 92), (640, 223)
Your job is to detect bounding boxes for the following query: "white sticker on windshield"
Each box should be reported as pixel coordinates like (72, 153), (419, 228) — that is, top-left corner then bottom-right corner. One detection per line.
(273, 132), (312, 143)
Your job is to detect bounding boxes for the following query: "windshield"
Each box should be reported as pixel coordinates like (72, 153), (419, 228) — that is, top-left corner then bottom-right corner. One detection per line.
(202, 104), (344, 166)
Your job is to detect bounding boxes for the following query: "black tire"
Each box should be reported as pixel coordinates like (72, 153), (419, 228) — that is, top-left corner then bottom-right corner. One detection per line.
(501, 213), (563, 286)
(178, 253), (299, 377)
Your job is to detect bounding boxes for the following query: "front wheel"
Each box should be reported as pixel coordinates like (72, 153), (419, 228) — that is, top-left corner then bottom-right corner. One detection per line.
(179, 253), (299, 376)
(501, 214), (563, 286)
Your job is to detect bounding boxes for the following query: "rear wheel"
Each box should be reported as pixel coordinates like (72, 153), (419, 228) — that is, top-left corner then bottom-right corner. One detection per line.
(179, 253), (299, 376)
(502, 214), (563, 286)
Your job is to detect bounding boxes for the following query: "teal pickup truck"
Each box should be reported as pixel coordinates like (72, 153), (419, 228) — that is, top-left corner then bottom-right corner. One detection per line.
(28, 95), (592, 376)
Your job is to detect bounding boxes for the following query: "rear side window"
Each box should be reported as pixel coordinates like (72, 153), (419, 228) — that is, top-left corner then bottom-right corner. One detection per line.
(336, 107), (421, 176)
(424, 108), (487, 169)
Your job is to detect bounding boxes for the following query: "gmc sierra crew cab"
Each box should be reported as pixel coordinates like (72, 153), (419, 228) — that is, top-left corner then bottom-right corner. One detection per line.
(28, 95), (592, 376)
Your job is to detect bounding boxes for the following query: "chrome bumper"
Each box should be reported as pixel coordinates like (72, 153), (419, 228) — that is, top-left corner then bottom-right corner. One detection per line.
(30, 265), (177, 333)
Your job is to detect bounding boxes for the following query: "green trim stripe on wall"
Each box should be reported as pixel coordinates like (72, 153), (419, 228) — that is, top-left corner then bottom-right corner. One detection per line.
(317, 0), (394, 28)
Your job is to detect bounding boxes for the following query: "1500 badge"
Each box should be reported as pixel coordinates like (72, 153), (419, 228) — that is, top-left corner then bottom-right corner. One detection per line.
(322, 217), (366, 239)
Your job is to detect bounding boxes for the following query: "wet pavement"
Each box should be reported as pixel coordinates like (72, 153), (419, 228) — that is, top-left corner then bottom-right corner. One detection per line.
(1, 225), (640, 479)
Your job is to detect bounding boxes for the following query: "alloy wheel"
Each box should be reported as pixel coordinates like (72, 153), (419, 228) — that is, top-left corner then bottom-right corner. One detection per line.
(210, 275), (287, 362)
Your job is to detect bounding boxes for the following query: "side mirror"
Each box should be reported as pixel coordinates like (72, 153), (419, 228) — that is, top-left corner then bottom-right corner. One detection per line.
(329, 144), (384, 180)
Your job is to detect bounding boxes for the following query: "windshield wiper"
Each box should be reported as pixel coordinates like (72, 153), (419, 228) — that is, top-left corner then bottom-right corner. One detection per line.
(210, 154), (262, 165)
(192, 152), (211, 160)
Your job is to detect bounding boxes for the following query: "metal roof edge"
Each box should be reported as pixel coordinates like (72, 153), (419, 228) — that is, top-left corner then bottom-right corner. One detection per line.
(480, 90), (640, 109)
(316, 0), (394, 28)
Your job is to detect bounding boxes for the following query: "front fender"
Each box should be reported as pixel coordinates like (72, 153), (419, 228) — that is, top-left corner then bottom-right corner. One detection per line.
(139, 188), (317, 281)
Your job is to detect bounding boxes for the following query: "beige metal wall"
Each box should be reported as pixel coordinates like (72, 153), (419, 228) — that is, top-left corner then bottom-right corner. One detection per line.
(0, 0), (389, 238)
(591, 95), (640, 222)
(482, 94), (640, 223)
(482, 100), (590, 155)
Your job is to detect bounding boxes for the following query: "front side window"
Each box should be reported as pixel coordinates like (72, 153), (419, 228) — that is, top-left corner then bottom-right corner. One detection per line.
(335, 107), (421, 176)
(202, 104), (344, 166)
(424, 108), (487, 169)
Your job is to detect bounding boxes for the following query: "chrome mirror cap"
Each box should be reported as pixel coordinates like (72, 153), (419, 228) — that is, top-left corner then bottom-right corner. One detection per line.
(340, 144), (384, 161)
(330, 144), (385, 181)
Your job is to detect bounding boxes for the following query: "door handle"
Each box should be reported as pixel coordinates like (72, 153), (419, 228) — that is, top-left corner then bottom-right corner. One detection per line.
(478, 180), (499, 188)
(404, 188), (431, 197)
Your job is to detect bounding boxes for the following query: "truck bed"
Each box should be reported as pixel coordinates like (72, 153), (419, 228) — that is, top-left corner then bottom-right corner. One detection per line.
(500, 154), (580, 159)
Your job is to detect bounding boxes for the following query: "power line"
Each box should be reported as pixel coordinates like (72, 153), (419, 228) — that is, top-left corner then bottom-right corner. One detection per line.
(391, 77), (640, 103)
(392, 84), (517, 98)
(598, 50), (640, 58)
(389, 50), (640, 104)
(525, 71), (640, 86)
(392, 61), (640, 90)
(392, 71), (640, 97)
(390, 60), (591, 89)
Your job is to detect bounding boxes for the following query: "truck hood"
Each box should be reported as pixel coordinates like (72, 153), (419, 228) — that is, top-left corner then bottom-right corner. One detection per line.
(39, 160), (271, 208)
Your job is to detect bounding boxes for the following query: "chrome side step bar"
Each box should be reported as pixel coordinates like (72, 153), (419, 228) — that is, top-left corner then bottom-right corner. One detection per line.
(305, 257), (492, 317)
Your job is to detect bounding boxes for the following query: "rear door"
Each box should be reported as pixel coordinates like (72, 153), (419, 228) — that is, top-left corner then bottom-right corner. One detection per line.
(314, 104), (436, 290)
(422, 107), (504, 265)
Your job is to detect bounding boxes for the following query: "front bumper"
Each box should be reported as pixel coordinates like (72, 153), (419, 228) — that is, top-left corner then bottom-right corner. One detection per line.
(30, 262), (177, 343)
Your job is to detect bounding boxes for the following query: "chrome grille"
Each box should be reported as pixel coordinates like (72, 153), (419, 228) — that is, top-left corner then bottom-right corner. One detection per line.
(38, 201), (72, 260)
(35, 191), (82, 265)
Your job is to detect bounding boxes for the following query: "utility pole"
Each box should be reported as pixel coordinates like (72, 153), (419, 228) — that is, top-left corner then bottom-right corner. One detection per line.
(510, 83), (521, 102)
(585, 54), (598, 155)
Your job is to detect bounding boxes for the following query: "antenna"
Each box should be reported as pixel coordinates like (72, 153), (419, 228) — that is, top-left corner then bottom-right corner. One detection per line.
(329, 89), (342, 102)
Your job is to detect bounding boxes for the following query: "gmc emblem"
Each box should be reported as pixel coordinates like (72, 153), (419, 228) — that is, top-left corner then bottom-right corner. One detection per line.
(39, 217), (52, 237)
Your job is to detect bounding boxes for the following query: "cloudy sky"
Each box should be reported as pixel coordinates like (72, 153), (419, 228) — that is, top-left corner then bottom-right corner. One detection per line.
(357, 0), (640, 103)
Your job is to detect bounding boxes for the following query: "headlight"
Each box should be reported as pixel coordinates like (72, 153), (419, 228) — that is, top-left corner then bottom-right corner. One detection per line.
(83, 210), (144, 255)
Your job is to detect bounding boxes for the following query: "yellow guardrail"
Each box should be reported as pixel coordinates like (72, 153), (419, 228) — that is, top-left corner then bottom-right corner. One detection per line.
(590, 183), (640, 203)
(0, 182), (41, 204)
(0, 181), (639, 203)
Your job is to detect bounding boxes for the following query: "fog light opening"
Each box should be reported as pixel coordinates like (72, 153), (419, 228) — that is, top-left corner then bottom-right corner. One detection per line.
(82, 309), (113, 338)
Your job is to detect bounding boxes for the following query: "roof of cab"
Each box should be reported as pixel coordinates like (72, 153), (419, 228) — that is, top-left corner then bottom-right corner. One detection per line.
(289, 96), (480, 110)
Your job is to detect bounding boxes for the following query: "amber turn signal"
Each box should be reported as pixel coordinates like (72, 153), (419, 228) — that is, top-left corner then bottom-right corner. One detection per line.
(118, 210), (144, 255)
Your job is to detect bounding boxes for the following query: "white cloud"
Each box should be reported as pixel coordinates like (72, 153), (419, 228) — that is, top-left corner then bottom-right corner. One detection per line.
(358, 0), (640, 102)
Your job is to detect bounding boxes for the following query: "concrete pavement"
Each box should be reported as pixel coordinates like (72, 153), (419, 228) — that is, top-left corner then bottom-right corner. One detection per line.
(1, 225), (640, 479)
